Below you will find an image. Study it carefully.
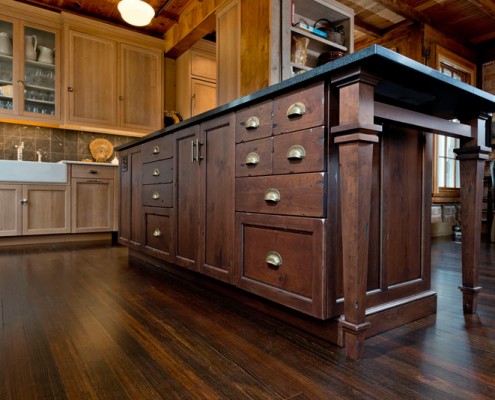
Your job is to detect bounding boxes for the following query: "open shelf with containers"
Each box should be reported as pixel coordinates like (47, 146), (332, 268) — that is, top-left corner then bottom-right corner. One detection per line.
(281, 0), (354, 80)
(0, 19), (14, 112)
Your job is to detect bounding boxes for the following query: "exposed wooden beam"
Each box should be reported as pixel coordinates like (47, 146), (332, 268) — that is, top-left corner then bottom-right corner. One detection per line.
(354, 16), (383, 38)
(465, 0), (495, 21)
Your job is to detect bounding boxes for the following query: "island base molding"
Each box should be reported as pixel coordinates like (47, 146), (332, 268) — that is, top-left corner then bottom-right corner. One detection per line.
(129, 249), (437, 349)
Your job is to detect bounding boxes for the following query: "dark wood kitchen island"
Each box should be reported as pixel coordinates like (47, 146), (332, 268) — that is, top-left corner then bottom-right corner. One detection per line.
(116, 45), (495, 360)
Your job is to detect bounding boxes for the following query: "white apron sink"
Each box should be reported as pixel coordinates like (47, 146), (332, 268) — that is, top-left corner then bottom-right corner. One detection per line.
(0, 160), (68, 183)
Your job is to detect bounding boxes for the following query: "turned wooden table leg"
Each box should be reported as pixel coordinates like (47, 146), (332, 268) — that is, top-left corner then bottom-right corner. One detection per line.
(336, 133), (378, 360)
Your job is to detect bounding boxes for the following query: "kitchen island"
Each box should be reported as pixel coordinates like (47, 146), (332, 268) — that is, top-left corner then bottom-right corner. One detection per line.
(116, 45), (495, 360)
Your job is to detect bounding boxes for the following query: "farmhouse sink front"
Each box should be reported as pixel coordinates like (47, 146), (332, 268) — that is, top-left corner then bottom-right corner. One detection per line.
(0, 160), (68, 183)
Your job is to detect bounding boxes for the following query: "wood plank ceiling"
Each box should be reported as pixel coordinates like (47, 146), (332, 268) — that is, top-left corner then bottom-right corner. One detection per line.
(14, 0), (495, 53)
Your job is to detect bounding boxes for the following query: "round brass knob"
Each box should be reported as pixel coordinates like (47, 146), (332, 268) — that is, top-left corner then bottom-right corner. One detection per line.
(264, 188), (281, 203)
(152, 192), (160, 200)
(245, 152), (260, 165)
(153, 228), (161, 237)
(286, 145), (306, 160)
(286, 102), (306, 118)
(265, 251), (282, 268)
(153, 146), (160, 154)
(152, 169), (160, 176)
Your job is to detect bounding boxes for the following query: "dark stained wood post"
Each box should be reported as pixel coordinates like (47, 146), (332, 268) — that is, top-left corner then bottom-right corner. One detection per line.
(454, 115), (491, 314)
(331, 68), (382, 360)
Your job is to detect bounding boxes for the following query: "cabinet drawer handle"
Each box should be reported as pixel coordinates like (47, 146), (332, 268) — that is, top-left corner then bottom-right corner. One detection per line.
(153, 146), (160, 154)
(264, 188), (280, 203)
(286, 145), (306, 160)
(20, 198), (28, 205)
(245, 116), (260, 130)
(152, 168), (160, 176)
(152, 192), (160, 200)
(89, 169), (98, 174)
(265, 251), (282, 269)
(245, 152), (260, 165)
(286, 102), (306, 118)
(153, 228), (161, 237)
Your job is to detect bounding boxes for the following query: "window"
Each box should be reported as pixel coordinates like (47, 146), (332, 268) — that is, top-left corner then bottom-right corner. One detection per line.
(432, 46), (476, 202)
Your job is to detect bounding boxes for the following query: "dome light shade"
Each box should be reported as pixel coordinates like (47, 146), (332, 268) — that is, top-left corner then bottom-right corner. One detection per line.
(118, 0), (155, 27)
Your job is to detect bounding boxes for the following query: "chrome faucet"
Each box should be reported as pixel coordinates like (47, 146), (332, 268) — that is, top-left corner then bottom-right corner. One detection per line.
(36, 150), (42, 162)
(15, 141), (24, 161)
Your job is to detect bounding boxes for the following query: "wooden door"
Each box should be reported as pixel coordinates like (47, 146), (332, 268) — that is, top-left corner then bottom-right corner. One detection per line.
(71, 179), (114, 233)
(191, 79), (216, 117)
(198, 113), (235, 283)
(22, 185), (69, 235)
(67, 30), (117, 126)
(120, 43), (162, 132)
(174, 125), (199, 270)
(0, 184), (22, 237)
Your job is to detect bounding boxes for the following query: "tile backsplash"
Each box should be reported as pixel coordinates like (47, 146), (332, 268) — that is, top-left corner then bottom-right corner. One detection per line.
(0, 122), (135, 162)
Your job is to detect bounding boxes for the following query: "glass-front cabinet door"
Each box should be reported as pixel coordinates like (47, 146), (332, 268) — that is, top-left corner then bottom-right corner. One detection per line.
(0, 19), (15, 113)
(23, 25), (57, 117)
(0, 17), (60, 122)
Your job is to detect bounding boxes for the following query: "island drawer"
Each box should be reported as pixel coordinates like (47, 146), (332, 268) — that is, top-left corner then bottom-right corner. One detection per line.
(142, 183), (173, 207)
(142, 135), (173, 163)
(236, 99), (273, 143)
(273, 82), (325, 135)
(143, 207), (174, 261)
(142, 159), (173, 184)
(235, 137), (273, 177)
(236, 213), (326, 318)
(235, 173), (326, 217)
(71, 164), (115, 180)
(273, 126), (325, 174)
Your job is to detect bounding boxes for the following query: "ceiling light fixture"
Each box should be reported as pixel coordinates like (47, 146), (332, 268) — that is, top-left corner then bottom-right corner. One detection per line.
(118, 0), (155, 27)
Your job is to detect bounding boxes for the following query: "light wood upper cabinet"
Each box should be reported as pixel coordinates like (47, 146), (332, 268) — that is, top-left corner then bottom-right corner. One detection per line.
(64, 15), (164, 136)
(67, 30), (117, 127)
(120, 43), (162, 132)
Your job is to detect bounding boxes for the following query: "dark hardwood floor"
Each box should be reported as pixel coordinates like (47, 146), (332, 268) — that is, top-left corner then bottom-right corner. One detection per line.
(0, 237), (494, 399)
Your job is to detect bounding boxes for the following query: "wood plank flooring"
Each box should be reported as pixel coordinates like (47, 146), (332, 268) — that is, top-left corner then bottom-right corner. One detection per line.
(0, 238), (494, 399)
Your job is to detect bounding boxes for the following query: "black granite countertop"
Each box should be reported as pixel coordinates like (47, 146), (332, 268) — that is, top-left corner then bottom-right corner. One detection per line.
(117, 45), (495, 151)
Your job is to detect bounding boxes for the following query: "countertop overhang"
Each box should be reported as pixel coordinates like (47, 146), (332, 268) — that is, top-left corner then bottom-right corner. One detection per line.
(116, 44), (495, 152)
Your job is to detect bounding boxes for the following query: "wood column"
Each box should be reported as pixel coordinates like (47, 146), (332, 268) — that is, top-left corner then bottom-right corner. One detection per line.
(454, 115), (490, 314)
(331, 68), (382, 360)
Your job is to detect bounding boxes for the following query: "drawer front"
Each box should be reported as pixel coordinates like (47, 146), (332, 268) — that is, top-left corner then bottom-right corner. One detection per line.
(236, 173), (325, 217)
(273, 127), (325, 174)
(142, 159), (173, 184)
(273, 82), (325, 135)
(142, 183), (173, 207)
(71, 164), (115, 180)
(142, 135), (173, 163)
(235, 137), (273, 177)
(236, 213), (325, 318)
(144, 207), (174, 261)
(236, 100), (273, 143)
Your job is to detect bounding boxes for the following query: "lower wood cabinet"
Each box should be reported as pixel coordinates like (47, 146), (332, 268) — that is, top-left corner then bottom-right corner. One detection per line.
(0, 184), (70, 236)
(143, 207), (175, 262)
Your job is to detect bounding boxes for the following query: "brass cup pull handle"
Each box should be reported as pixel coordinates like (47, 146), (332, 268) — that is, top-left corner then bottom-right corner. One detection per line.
(264, 188), (280, 203)
(245, 152), (260, 165)
(153, 228), (161, 237)
(286, 145), (306, 160)
(152, 168), (160, 176)
(153, 146), (160, 154)
(265, 251), (282, 269)
(245, 116), (260, 130)
(152, 192), (160, 200)
(286, 102), (306, 118)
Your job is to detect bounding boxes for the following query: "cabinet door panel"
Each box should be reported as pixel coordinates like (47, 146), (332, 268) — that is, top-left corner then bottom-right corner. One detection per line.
(68, 31), (117, 126)
(199, 114), (235, 282)
(191, 79), (216, 117)
(71, 179), (113, 233)
(0, 185), (22, 237)
(23, 185), (69, 235)
(175, 126), (199, 270)
(120, 44), (162, 131)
